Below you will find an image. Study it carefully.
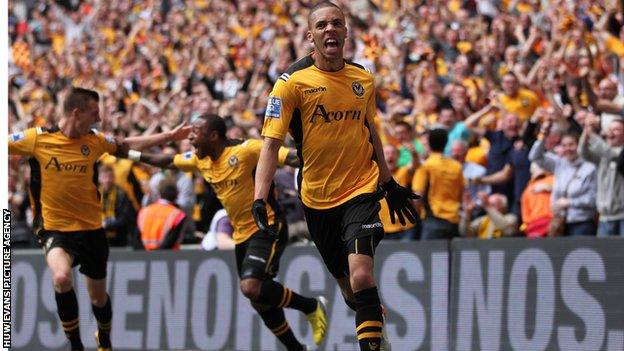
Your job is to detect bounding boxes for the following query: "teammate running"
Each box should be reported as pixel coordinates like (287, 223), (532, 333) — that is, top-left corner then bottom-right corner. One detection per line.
(128, 114), (327, 351)
(8, 87), (190, 351)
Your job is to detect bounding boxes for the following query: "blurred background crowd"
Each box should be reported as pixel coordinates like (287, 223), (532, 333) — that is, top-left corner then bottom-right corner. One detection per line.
(7, 0), (624, 249)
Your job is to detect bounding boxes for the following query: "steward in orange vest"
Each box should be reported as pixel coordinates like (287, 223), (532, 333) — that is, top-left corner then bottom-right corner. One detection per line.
(137, 180), (187, 250)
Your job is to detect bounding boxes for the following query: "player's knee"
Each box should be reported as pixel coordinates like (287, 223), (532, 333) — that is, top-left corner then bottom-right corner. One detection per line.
(240, 279), (261, 300)
(52, 271), (73, 292)
(350, 267), (375, 292)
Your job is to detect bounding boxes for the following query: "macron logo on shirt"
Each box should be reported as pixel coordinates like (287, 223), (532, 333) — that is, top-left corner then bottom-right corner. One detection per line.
(265, 97), (281, 119)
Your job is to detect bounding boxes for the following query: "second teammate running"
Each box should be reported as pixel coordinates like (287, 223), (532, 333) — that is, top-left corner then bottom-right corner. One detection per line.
(130, 114), (327, 351)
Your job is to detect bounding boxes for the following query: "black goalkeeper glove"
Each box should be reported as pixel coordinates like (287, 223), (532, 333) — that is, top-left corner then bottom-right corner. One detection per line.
(382, 179), (421, 225)
(251, 199), (278, 237)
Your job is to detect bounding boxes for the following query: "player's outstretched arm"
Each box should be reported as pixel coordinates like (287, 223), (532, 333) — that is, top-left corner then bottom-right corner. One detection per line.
(131, 151), (176, 169)
(114, 142), (175, 169)
(124, 122), (191, 151)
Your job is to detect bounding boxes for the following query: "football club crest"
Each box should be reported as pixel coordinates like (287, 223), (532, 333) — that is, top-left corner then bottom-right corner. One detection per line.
(81, 145), (90, 156)
(228, 155), (239, 167)
(352, 81), (365, 97)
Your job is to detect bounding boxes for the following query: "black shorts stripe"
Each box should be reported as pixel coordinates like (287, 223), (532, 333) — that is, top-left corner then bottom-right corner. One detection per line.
(235, 221), (288, 280)
(303, 193), (384, 278)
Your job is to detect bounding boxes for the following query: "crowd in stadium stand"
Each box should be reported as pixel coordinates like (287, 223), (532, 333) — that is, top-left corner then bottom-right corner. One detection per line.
(8, 0), (624, 248)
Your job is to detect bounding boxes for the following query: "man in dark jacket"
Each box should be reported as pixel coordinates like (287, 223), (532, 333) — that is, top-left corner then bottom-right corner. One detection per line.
(99, 164), (136, 247)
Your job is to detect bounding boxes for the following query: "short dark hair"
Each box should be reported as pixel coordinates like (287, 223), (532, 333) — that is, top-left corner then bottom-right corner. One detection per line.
(308, 1), (342, 26)
(561, 131), (580, 143)
(466, 52), (480, 67)
(438, 98), (453, 111)
(158, 179), (178, 203)
(199, 113), (227, 139)
(428, 128), (448, 152)
(63, 87), (99, 114)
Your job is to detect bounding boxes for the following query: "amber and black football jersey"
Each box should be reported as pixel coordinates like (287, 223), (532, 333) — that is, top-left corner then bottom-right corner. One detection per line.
(262, 54), (380, 210)
(173, 139), (289, 244)
(9, 127), (118, 232)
